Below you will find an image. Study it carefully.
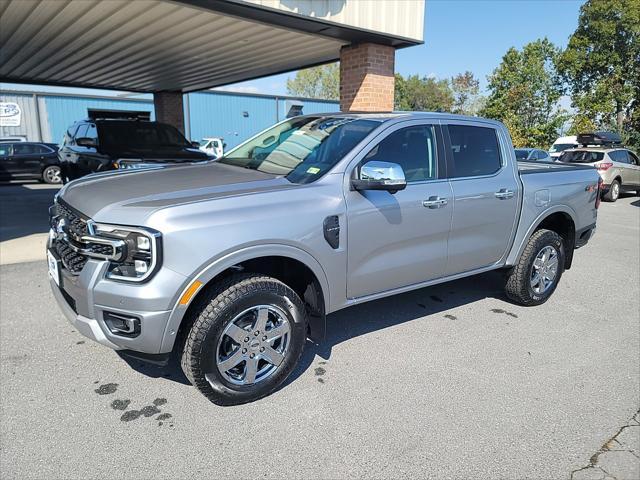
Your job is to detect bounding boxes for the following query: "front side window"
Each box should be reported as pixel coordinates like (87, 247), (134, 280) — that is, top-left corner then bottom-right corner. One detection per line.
(0, 144), (11, 157)
(363, 125), (437, 182)
(74, 125), (89, 141)
(219, 116), (380, 184)
(448, 125), (502, 177)
(536, 150), (548, 160)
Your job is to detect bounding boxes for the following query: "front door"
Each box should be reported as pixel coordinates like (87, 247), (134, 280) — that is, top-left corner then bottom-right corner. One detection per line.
(444, 122), (519, 275)
(346, 123), (452, 299)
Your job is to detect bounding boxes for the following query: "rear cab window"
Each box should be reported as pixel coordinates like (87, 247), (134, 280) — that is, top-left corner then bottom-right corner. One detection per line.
(447, 124), (502, 177)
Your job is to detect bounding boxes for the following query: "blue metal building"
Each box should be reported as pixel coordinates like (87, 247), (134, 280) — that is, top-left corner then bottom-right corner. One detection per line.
(0, 89), (339, 149)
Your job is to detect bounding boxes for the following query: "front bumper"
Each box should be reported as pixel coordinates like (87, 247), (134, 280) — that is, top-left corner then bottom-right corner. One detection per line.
(49, 254), (187, 354)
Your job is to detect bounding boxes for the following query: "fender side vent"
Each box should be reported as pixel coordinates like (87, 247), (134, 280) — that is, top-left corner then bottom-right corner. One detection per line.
(323, 215), (340, 249)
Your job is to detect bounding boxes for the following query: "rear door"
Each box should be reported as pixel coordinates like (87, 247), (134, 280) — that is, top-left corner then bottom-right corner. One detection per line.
(346, 122), (452, 298)
(624, 150), (640, 186)
(443, 122), (519, 275)
(11, 143), (43, 178)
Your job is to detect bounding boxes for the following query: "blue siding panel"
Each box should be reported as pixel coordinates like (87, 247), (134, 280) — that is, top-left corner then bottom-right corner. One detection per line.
(188, 92), (278, 149)
(40, 91), (338, 150)
(44, 96), (154, 144)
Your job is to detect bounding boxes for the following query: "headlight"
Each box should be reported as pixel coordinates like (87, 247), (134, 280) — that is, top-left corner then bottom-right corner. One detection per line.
(89, 222), (161, 282)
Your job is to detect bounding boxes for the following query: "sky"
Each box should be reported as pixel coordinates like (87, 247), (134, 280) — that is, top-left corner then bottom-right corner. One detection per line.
(1, 0), (585, 98)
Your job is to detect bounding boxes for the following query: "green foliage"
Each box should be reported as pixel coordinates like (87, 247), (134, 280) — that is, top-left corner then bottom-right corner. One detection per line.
(394, 74), (454, 112)
(481, 38), (567, 148)
(286, 64), (339, 100)
(451, 71), (483, 115)
(558, 0), (640, 150)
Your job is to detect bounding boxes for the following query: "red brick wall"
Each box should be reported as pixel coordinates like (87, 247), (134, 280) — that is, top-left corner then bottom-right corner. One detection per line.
(340, 43), (395, 112)
(153, 91), (185, 134)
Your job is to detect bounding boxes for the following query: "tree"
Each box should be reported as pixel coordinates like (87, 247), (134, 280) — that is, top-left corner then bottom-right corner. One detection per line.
(286, 64), (339, 100)
(451, 71), (482, 115)
(481, 39), (566, 148)
(394, 74), (454, 112)
(558, 0), (639, 148)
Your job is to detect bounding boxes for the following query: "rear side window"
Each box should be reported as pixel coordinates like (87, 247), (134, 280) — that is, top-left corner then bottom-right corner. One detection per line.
(14, 144), (40, 154)
(628, 151), (639, 165)
(447, 125), (501, 177)
(561, 151), (605, 163)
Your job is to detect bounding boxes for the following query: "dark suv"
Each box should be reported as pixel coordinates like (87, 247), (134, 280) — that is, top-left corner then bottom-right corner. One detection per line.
(0, 142), (62, 184)
(58, 119), (211, 182)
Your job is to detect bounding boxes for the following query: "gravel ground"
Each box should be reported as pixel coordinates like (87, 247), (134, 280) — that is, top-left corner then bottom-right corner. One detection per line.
(1, 194), (638, 479)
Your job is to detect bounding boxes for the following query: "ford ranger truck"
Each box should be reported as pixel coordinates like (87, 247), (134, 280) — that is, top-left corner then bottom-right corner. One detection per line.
(48, 113), (600, 405)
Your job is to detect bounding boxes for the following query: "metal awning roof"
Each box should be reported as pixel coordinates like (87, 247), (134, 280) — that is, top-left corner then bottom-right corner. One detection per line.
(0, 0), (420, 93)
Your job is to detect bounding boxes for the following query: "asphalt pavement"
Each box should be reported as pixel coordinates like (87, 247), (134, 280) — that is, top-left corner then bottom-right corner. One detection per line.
(0, 187), (638, 479)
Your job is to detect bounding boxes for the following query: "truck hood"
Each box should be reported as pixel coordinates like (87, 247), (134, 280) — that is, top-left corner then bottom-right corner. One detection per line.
(59, 161), (295, 221)
(103, 145), (209, 162)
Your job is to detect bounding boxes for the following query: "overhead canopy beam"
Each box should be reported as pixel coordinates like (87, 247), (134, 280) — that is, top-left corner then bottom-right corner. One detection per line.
(0, 0), (422, 94)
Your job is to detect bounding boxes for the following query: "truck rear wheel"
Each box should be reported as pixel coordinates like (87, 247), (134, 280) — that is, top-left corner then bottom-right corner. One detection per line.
(504, 229), (565, 306)
(181, 274), (307, 405)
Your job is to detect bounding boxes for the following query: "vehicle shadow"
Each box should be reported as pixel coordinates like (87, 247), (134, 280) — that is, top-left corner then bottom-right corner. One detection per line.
(120, 269), (509, 392)
(630, 199), (639, 207)
(281, 270), (508, 390)
(0, 182), (60, 242)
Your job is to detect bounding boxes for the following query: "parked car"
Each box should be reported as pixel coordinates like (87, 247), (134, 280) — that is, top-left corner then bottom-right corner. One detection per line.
(549, 135), (578, 160)
(48, 113), (600, 405)
(0, 142), (62, 183)
(515, 148), (552, 162)
(58, 118), (211, 182)
(199, 137), (225, 158)
(559, 146), (640, 202)
(0, 135), (28, 143)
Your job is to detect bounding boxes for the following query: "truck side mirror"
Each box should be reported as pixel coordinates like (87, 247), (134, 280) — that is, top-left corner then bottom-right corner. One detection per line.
(352, 161), (407, 194)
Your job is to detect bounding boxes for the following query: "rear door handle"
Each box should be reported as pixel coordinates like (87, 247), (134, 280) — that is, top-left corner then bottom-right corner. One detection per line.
(422, 196), (448, 209)
(495, 189), (515, 200)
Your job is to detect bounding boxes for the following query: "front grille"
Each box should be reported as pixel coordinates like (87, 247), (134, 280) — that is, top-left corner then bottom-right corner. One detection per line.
(51, 200), (90, 275)
(55, 202), (89, 238)
(54, 239), (87, 274)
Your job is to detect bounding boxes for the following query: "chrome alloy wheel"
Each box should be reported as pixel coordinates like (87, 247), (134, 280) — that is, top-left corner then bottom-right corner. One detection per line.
(530, 245), (559, 294)
(44, 166), (62, 184)
(611, 182), (620, 200)
(213, 305), (291, 386)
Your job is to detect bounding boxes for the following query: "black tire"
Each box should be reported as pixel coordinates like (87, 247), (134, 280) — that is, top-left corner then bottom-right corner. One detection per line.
(42, 165), (62, 184)
(603, 179), (620, 202)
(181, 274), (307, 406)
(505, 229), (565, 306)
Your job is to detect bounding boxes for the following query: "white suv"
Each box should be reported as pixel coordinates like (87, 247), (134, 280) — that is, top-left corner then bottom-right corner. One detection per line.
(560, 147), (640, 202)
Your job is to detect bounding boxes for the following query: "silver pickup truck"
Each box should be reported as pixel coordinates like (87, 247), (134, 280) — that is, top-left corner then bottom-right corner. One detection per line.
(48, 113), (600, 405)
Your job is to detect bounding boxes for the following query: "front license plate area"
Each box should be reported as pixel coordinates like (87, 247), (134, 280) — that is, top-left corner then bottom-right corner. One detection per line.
(47, 249), (61, 287)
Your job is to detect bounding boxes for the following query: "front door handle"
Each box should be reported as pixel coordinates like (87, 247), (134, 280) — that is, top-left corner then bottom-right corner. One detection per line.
(422, 196), (448, 209)
(495, 189), (515, 200)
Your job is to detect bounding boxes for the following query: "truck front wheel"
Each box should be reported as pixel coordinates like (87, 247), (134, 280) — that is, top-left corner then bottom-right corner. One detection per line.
(181, 274), (307, 405)
(504, 229), (565, 306)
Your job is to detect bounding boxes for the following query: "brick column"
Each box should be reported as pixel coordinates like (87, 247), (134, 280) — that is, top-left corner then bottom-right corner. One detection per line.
(340, 43), (395, 112)
(153, 91), (185, 135)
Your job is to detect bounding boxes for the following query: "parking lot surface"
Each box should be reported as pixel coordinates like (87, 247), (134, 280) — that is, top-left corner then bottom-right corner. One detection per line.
(1, 186), (638, 479)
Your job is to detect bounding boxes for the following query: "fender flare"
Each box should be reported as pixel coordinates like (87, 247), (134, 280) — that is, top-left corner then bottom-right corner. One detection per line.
(159, 244), (331, 353)
(506, 205), (578, 267)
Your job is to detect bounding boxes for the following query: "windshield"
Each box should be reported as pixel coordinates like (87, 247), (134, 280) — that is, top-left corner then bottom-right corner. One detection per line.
(560, 150), (605, 163)
(550, 143), (577, 153)
(218, 116), (380, 184)
(99, 123), (191, 149)
(514, 149), (530, 161)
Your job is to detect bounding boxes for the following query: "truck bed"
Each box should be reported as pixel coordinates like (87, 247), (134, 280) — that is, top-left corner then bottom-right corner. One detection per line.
(517, 160), (595, 174)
